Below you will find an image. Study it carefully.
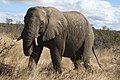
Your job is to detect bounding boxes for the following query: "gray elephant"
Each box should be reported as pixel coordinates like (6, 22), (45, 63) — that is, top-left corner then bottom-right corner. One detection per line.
(16, 7), (101, 73)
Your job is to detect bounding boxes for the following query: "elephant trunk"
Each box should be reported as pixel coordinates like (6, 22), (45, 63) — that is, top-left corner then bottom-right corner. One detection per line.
(22, 38), (33, 56)
(21, 26), (37, 56)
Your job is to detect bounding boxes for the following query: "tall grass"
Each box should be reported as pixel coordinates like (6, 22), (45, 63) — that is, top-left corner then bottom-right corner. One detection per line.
(0, 33), (120, 80)
(0, 23), (23, 39)
(0, 24), (120, 80)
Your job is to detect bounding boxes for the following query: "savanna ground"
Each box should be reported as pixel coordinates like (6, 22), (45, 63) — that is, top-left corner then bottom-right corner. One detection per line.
(0, 24), (120, 80)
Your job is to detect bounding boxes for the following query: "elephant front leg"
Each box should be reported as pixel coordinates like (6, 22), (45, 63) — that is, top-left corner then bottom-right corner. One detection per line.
(28, 53), (38, 72)
(28, 44), (43, 72)
(50, 48), (62, 73)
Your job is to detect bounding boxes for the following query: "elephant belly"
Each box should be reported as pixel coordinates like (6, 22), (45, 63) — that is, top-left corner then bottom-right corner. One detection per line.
(63, 48), (75, 58)
(63, 38), (84, 58)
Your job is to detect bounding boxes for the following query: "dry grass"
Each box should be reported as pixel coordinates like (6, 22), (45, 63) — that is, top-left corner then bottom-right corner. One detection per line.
(0, 33), (120, 80)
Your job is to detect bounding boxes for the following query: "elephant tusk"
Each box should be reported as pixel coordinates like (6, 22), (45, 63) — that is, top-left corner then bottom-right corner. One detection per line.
(13, 36), (22, 42)
(35, 38), (38, 46)
(13, 39), (17, 42)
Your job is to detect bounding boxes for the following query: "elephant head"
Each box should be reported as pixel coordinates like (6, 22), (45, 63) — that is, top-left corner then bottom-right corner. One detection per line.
(21, 7), (68, 56)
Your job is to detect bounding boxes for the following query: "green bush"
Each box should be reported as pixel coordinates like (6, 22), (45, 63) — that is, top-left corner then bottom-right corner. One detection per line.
(94, 29), (120, 48)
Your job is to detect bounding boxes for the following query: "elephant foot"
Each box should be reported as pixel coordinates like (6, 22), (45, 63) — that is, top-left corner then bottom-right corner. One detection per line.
(27, 59), (37, 76)
(28, 63), (36, 71)
(54, 67), (62, 74)
(55, 70), (62, 75)
(73, 60), (84, 70)
(26, 64), (37, 77)
(84, 62), (93, 73)
(85, 67), (93, 74)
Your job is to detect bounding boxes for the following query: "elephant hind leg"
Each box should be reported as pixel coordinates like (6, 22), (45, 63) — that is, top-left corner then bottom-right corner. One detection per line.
(70, 57), (78, 69)
(83, 37), (93, 72)
(70, 53), (83, 70)
(71, 42), (85, 69)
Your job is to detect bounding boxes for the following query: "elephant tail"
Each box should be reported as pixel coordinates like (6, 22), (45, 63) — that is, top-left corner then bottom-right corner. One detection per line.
(92, 47), (103, 70)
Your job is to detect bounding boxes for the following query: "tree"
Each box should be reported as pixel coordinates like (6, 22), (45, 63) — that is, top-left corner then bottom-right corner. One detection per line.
(16, 21), (22, 25)
(102, 26), (110, 30)
(6, 18), (13, 24)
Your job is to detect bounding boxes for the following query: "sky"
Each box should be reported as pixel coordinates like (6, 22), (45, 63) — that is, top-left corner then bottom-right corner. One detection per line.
(0, 0), (120, 30)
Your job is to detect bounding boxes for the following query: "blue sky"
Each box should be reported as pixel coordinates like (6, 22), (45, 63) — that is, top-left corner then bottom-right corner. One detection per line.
(108, 0), (120, 6)
(0, 0), (120, 30)
(0, 3), (31, 12)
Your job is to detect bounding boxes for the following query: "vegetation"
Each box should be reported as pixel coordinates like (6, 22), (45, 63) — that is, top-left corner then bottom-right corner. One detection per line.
(0, 23), (120, 80)
(0, 23), (23, 39)
(5, 18), (13, 24)
(0, 23), (120, 48)
(94, 29), (120, 49)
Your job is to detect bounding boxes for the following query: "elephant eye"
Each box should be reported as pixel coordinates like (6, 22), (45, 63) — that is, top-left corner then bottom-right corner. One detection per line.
(41, 20), (44, 25)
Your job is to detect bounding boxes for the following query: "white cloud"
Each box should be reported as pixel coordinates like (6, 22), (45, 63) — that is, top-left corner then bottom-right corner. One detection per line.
(0, 0), (120, 30)
(0, 0), (32, 4)
(0, 12), (24, 24)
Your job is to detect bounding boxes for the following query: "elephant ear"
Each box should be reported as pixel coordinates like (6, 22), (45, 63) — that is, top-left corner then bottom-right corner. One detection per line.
(42, 7), (68, 41)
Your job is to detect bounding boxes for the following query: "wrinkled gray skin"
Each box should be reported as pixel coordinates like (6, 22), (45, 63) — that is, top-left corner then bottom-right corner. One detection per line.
(21, 7), (95, 73)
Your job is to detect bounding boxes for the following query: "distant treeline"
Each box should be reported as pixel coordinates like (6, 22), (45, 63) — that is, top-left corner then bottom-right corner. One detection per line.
(93, 29), (120, 49)
(0, 23), (23, 39)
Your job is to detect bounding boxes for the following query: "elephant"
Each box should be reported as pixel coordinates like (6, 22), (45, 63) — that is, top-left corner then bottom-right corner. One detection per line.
(15, 7), (101, 73)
